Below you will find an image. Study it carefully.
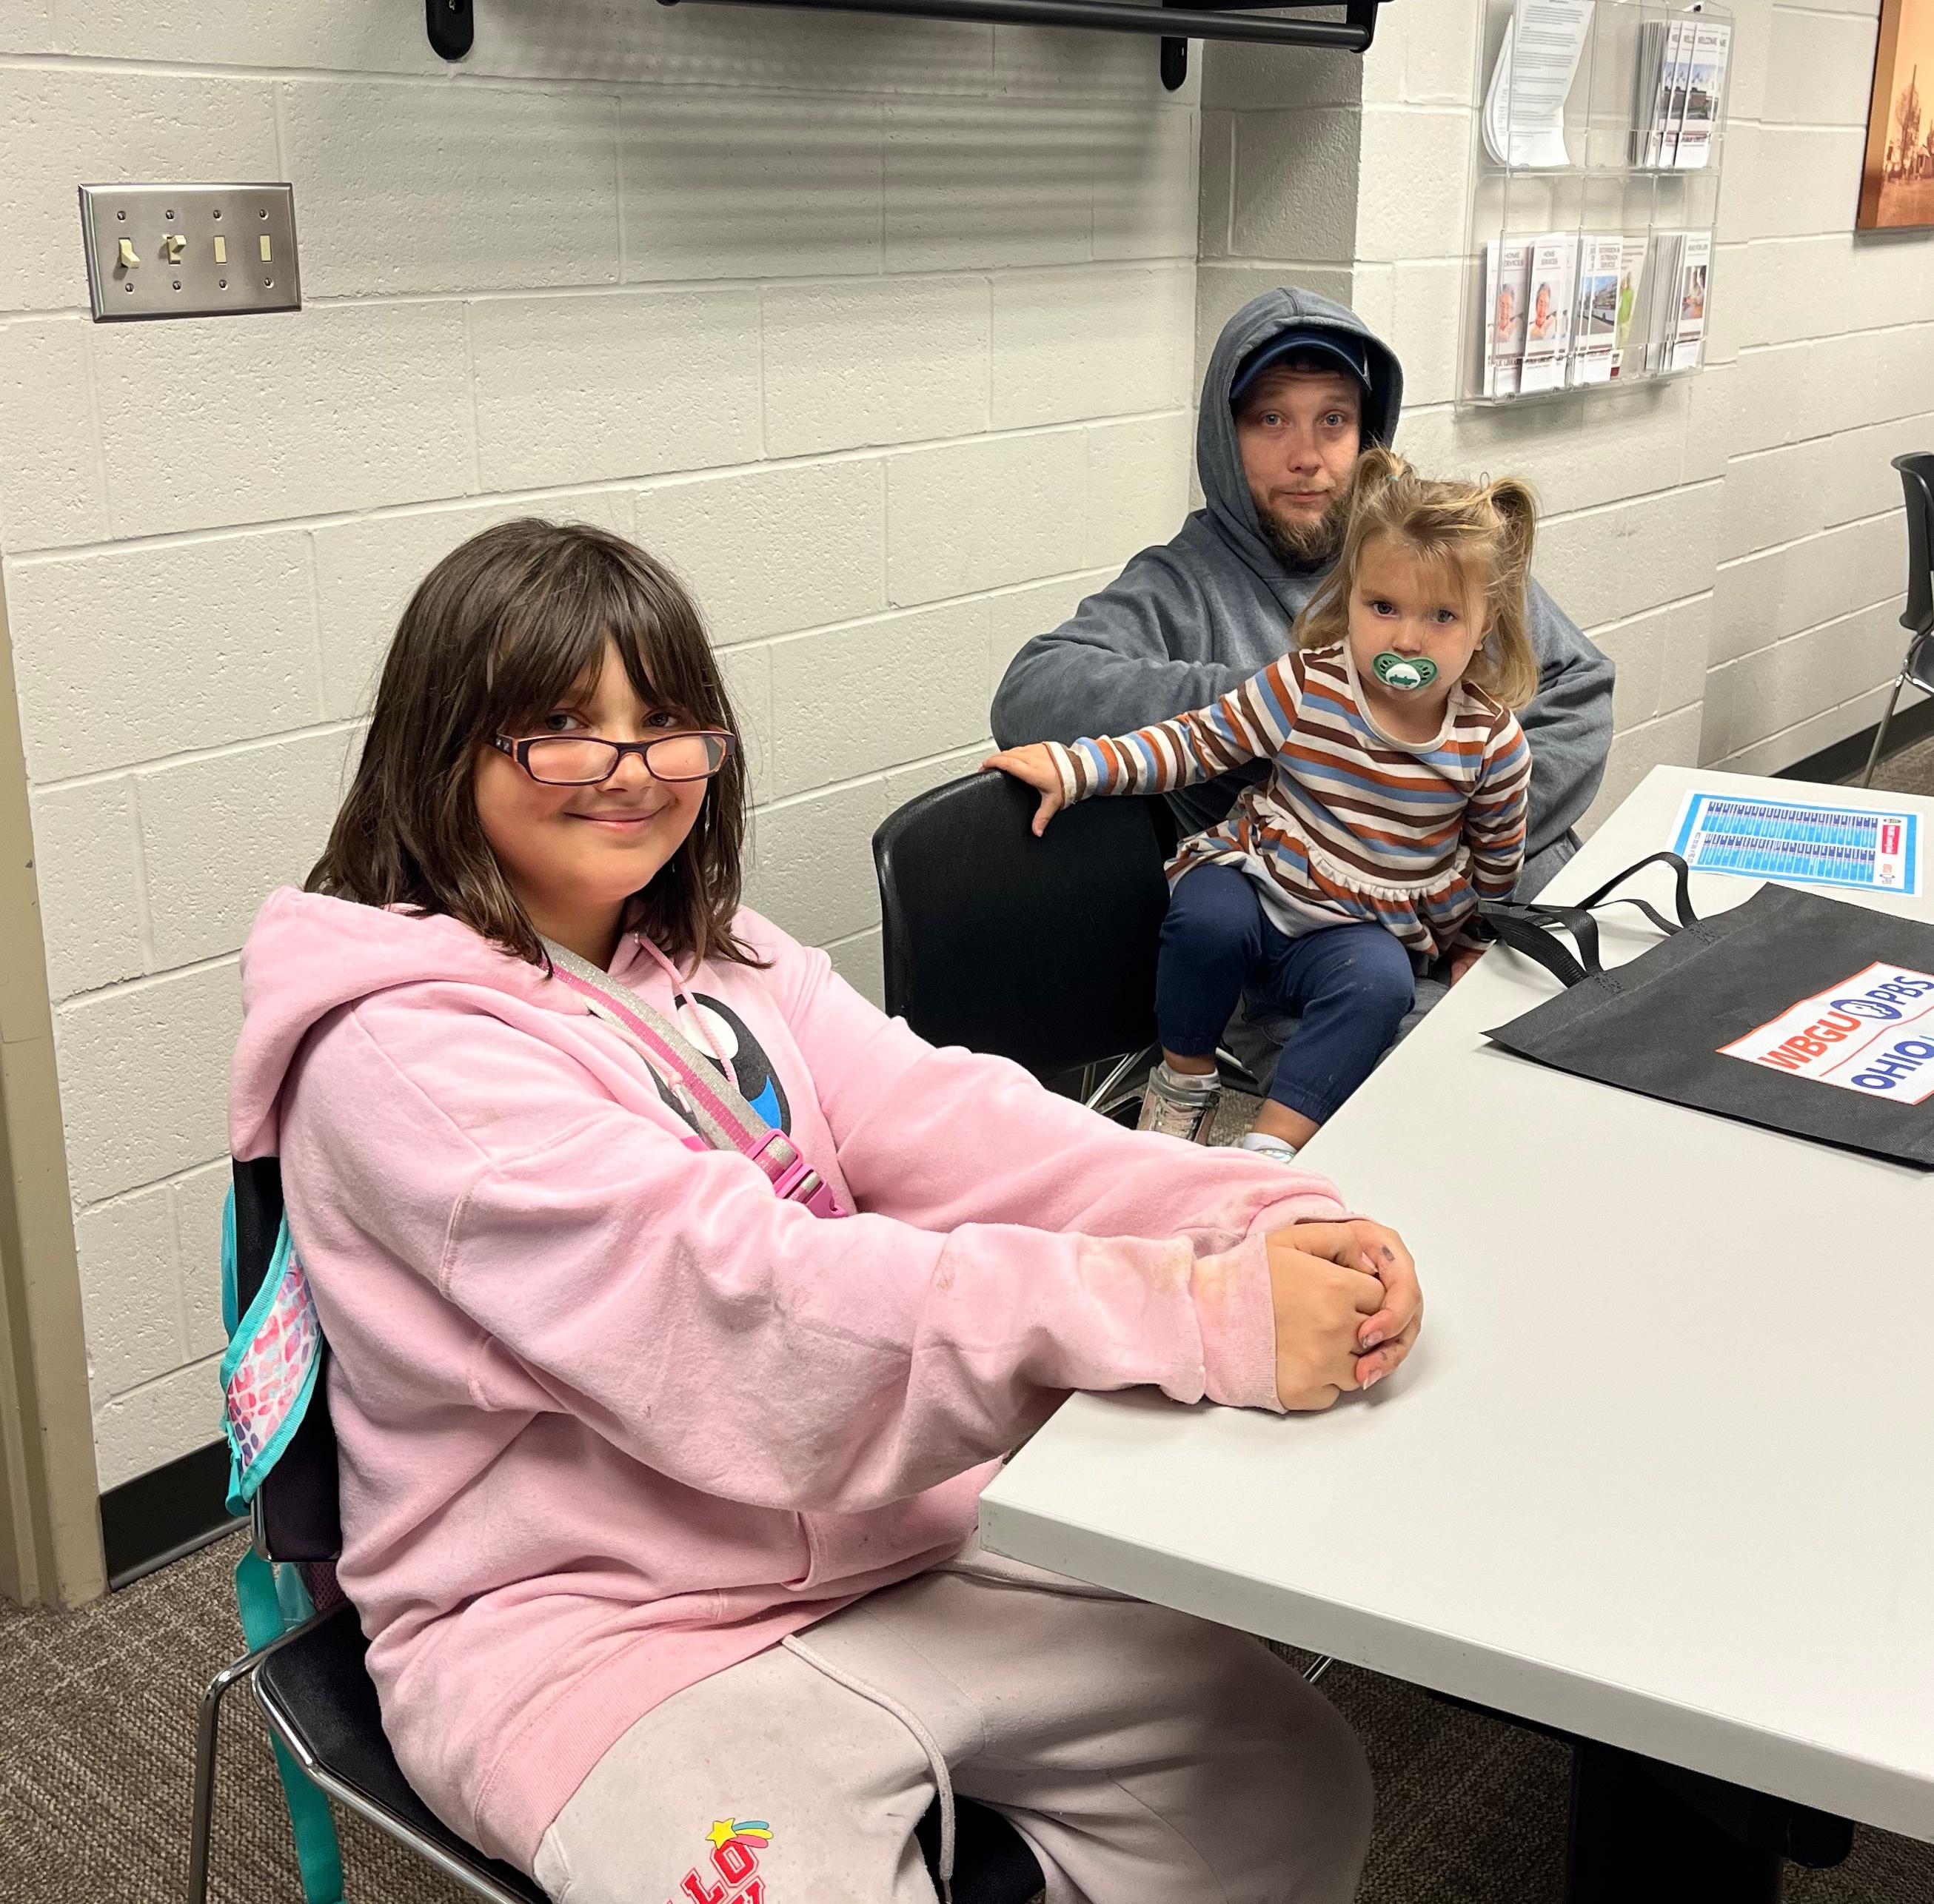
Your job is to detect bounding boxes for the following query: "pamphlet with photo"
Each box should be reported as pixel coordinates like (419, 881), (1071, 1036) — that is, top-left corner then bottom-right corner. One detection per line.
(1484, 238), (1533, 395)
(1569, 233), (1624, 385)
(1518, 233), (1578, 392)
(1671, 228), (1713, 370)
(1610, 235), (1647, 376)
(1673, 18), (1731, 168)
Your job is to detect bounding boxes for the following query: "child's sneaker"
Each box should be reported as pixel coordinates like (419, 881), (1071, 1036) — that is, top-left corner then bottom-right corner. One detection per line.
(1137, 1062), (1221, 1144)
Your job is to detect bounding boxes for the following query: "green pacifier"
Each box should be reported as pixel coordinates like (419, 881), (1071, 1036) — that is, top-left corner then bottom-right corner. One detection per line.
(1371, 652), (1438, 692)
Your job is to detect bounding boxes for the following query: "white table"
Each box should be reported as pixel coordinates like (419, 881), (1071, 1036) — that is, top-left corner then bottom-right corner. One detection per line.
(980, 766), (1934, 1876)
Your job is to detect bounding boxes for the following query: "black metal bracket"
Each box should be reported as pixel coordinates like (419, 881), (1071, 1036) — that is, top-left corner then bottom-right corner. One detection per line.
(1160, 0), (1383, 92)
(426, 0), (474, 61)
(646, 0), (1386, 92)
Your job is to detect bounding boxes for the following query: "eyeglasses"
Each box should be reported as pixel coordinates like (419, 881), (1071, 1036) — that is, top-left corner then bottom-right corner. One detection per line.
(491, 730), (734, 786)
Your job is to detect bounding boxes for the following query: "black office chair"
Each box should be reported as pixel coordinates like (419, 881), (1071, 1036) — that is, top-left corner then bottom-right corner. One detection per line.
(872, 769), (1261, 1118)
(1860, 450), (1934, 786)
(187, 1157), (1045, 1904)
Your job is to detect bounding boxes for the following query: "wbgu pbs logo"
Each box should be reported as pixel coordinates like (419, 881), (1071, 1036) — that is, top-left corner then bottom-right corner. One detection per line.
(1723, 965), (1934, 1102)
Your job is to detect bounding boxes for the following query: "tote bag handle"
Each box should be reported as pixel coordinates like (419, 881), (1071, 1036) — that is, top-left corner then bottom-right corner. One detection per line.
(1479, 851), (1700, 990)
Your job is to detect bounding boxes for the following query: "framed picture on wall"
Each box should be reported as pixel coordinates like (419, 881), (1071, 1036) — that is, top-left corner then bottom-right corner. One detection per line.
(1859, 0), (1934, 228)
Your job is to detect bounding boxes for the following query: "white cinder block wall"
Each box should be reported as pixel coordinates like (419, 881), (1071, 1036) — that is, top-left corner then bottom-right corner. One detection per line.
(0, 1), (1198, 1487)
(1699, 0), (1934, 773)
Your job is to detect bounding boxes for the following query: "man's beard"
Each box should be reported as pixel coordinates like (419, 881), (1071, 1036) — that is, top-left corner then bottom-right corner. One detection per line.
(1254, 476), (1351, 568)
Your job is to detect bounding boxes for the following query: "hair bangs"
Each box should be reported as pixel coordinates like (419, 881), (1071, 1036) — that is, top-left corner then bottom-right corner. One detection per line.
(1373, 532), (1483, 614)
(479, 537), (709, 743)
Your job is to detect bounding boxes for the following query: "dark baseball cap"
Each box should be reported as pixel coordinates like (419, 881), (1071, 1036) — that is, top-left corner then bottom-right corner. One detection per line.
(1231, 328), (1373, 409)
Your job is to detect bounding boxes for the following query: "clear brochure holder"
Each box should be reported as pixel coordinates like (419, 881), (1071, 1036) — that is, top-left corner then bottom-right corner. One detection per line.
(1458, 0), (1731, 409)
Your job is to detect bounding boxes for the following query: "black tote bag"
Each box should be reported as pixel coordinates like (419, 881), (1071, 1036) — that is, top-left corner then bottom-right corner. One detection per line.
(1479, 851), (1934, 1169)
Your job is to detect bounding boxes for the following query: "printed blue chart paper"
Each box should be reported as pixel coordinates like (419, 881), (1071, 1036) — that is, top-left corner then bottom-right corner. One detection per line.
(1672, 792), (1921, 896)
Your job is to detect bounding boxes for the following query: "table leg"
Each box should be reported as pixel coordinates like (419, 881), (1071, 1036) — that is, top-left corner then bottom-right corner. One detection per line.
(1565, 1741), (1784, 1903)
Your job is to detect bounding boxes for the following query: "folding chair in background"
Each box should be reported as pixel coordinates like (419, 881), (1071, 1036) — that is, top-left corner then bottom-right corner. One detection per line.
(1860, 450), (1934, 787)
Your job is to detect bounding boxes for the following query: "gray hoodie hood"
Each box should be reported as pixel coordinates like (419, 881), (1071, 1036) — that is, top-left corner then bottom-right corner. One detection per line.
(1197, 287), (1404, 583)
(991, 283), (1612, 894)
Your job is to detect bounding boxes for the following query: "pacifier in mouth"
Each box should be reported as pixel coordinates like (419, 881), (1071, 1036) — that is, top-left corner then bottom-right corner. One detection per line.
(1371, 653), (1438, 692)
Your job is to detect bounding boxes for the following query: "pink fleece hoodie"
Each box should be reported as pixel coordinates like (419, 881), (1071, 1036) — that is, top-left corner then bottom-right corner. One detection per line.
(230, 888), (1348, 1871)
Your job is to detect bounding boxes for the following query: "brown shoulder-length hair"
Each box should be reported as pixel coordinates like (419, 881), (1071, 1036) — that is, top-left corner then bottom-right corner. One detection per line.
(1296, 446), (1542, 710)
(309, 517), (759, 971)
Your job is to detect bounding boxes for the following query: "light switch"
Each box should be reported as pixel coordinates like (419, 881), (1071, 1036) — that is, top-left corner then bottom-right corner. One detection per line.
(79, 182), (300, 322)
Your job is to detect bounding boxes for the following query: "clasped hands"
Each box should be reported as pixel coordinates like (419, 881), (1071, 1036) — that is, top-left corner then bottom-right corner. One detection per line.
(1265, 1219), (1422, 1411)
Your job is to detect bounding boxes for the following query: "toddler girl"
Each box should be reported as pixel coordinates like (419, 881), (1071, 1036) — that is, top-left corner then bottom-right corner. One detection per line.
(988, 447), (1539, 1161)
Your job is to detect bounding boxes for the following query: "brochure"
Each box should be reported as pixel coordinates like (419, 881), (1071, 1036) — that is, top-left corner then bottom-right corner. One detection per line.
(1660, 16), (1698, 164)
(1638, 17), (1688, 167)
(1484, 238), (1533, 397)
(1569, 233), (1624, 385)
(1519, 233), (1578, 393)
(1670, 228), (1712, 370)
(1673, 17), (1731, 169)
(1609, 234), (1647, 378)
(1642, 230), (1675, 371)
(1639, 227), (1711, 373)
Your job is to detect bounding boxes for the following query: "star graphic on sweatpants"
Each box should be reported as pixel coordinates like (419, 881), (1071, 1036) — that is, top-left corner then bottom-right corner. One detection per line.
(707, 1817), (773, 1850)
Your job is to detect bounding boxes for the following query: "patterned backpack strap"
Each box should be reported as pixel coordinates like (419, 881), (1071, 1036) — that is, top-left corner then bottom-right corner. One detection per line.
(220, 1185), (323, 1515)
(218, 1181), (346, 1904)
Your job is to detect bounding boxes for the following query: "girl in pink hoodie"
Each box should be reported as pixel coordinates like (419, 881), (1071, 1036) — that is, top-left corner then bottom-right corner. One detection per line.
(230, 520), (1422, 1904)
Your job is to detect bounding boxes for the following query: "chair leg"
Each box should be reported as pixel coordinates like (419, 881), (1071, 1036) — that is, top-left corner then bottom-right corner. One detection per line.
(1082, 1044), (1157, 1114)
(186, 1646), (263, 1904)
(1303, 1655), (1334, 1685)
(1861, 674), (1909, 787)
(186, 1610), (338, 1904)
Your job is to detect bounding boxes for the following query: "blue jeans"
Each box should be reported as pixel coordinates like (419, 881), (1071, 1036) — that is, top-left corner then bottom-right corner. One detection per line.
(1154, 864), (1415, 1125)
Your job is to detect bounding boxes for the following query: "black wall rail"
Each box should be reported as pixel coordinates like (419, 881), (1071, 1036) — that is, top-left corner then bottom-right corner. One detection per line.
(428, 0), (1388, 91)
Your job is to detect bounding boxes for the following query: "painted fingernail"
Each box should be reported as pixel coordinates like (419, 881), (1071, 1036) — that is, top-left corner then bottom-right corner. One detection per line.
(1361, 1331), (1383, 1351)
(1362, 1369), (1383, 1389)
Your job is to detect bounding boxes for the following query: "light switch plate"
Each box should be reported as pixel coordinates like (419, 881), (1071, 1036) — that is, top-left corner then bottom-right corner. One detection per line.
(79, 182), (301, 323)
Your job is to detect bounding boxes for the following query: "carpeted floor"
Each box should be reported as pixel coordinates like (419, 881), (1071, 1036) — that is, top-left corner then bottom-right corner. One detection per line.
(3, 1531), (1932, 1904)
(8, 733), (1934, 1904)
(1862, 723), (1934, 799)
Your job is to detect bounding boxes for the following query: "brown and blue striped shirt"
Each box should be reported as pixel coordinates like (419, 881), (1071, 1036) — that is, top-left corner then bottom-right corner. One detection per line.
(1048, 643), (1531, 958)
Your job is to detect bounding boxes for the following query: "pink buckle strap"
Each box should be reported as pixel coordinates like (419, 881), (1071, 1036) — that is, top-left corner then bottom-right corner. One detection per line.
(749, 1130), (843, 1219)
(549, 960), (846, 1219)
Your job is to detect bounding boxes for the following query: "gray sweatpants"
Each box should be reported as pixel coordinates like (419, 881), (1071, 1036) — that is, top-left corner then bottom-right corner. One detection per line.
(532, 1540), (1372, 1904)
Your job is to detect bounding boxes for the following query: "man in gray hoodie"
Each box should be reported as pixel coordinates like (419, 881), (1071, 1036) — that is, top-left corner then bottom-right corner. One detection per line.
(992, 286), (1612, 895)
(990, 287), (1613, 1076)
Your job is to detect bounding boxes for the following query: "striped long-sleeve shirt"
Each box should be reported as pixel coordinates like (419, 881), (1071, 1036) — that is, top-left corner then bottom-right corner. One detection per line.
(1048, 643), (1533, 959)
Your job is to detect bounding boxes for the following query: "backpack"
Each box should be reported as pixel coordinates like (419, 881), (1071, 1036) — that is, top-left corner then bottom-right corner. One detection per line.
(218, 1186), (344, 1904)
